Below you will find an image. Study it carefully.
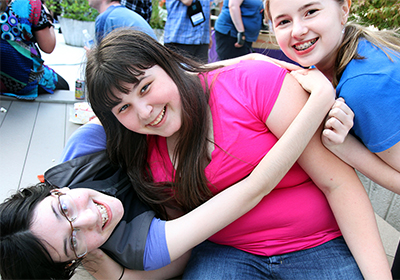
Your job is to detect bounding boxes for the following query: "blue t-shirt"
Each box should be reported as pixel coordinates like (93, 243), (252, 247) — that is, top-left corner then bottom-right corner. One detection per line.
(60, 123), (170, 270)
(164, 0), (210, 44)
(336, 39), (400, 153)
(214, 0), (263, 42)
(95, 5), (157, 43)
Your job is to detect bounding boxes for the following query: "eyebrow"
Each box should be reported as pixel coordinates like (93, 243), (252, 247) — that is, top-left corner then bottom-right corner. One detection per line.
(274, 1), (320, 21)
(51, 202), (70, 258)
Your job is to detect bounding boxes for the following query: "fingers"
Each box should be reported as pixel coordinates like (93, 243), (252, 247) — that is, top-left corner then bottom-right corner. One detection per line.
(322, 98), (354, 145)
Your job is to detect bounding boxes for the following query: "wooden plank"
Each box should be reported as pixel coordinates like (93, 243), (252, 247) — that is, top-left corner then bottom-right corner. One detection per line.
(0, 99), (12, 127)
(0, 101), (39, 201)
(65, 103), (82, 144)
(20, 103), (67, 188)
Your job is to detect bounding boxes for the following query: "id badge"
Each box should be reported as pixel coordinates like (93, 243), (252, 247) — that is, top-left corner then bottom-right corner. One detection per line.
(187, 1), (205, 27)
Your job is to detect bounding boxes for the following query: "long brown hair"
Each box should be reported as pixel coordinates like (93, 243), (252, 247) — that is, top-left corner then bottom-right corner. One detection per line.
(265, 0), (400, 87)
(86, 28), (221, 215)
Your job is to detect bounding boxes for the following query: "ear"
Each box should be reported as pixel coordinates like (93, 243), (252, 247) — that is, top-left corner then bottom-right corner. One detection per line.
(341, 0), (351, 25)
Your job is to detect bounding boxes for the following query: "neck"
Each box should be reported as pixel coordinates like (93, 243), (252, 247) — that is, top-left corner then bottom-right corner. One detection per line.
(99, 0), (120, 13)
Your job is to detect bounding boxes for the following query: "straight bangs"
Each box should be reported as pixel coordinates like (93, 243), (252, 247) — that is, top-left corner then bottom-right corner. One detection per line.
(87, 63), (149, 113)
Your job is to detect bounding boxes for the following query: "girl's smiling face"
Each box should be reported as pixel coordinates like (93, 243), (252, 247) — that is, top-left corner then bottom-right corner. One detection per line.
(269, 0), (350, 71)
(111, 65), (183, 138)
(30, 187), (124, 263)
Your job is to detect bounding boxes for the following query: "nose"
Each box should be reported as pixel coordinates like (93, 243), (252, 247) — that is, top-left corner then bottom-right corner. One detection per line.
(136, 100), (153, 121)
(72, 208), (98, 230)
(291, 20), (308, 39)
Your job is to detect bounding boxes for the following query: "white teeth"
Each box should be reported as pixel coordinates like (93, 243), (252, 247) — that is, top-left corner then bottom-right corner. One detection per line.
(294, 39), (317, 51)
(150, 106), (166, 126)
(95, 203), (108, 227)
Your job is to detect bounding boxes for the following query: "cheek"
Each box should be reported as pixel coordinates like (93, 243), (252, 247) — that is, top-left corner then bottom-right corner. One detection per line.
(116, 114), (137, 131)
(85, 234), (107, 253)
(274, 30), (290, 51)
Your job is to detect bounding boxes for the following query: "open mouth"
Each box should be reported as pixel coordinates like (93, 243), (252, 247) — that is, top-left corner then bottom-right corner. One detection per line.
(149, 106), (166, 126)
(293, 38), (318, 51)
(95, 202), (109, 228)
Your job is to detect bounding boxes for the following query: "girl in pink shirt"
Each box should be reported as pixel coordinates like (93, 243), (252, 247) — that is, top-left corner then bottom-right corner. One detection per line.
(85, 29), (390, 279)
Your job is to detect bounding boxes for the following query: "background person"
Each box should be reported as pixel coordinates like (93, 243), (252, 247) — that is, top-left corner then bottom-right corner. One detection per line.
(0, 0), (69, 100)
(88, 0), (156, 45)
(120, 0), (152, 23)
(214, 0), (263, 60)
(163, 0), (211, 64)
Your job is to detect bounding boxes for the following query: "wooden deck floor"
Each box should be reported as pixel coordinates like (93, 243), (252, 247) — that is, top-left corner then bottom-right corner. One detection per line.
(0, 90), (80, 202)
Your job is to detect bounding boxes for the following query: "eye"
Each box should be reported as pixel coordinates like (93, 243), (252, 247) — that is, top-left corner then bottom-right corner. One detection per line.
(70, 230), (79, 251)
(305, 9), (318, 17)
(140, 83), (150, 95)
(60, 201), (71, 218)
(118, 104), (130, 113)
(277, 19), (290, 27)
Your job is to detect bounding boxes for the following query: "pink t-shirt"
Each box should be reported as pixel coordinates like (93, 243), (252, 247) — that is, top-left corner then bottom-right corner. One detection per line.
(148, 60), (341, 256)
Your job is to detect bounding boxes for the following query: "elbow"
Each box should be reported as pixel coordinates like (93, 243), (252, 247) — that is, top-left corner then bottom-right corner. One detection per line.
(40, 42), (56, 54)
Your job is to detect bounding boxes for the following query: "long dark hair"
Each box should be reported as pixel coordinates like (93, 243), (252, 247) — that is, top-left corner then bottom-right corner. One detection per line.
(86, 28), (221, 214)
(0, 183), (80, 279)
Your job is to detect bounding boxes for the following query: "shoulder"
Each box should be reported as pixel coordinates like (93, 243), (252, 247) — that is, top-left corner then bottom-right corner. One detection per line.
(338, 39), (400, 94)
(215, 60), (287, 78)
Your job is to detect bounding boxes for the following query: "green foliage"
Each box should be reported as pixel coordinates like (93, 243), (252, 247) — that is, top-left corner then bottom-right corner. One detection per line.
(150, 0), (166, 29)
(350, 0), (400, 30)
(45, 0), (99, 21)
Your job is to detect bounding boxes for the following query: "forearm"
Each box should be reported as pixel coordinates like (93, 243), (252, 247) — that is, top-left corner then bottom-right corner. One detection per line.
(86, 250), (188, 280)
(326, 134), (400, 194)
(206, 53), (302, 70)
(228, 0), (244, 32)
(324, 175), (391, 279)
(298, 133), (391, 279)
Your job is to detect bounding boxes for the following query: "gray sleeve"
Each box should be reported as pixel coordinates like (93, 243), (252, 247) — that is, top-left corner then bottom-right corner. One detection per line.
(100, 211), (155, 270)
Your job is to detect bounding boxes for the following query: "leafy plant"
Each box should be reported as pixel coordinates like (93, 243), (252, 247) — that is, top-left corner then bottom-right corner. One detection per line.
(45, 0), (99, 22)
(350, 0), (400, 30)
(150, 0), (167, 29)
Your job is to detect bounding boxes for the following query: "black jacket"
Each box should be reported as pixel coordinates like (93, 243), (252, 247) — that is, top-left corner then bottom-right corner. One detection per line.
(44, 151), (155, 270)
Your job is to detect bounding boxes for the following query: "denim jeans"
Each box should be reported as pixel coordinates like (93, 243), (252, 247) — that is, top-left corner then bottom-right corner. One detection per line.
(182, 237), (363, 280)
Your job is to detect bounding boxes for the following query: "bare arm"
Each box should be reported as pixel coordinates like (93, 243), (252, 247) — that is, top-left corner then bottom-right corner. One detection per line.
(207, 53), (303, 70)
(268, 69), (391, 279)
(165, 66), (335, 262)
(84, 249), (190, 280)
(322, 99), (400, 194)
(34, 26), (56, 53)
(228, 0), (244, 33)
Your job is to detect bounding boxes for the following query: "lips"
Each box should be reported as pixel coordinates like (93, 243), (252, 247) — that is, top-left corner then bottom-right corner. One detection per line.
(293, 38), (318, 51)
(149, 106), (166, 126)
(94, 202), (109, 228)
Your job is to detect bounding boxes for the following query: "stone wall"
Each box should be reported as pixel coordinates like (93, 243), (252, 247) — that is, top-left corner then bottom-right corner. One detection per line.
(357, 171), (400, 232)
